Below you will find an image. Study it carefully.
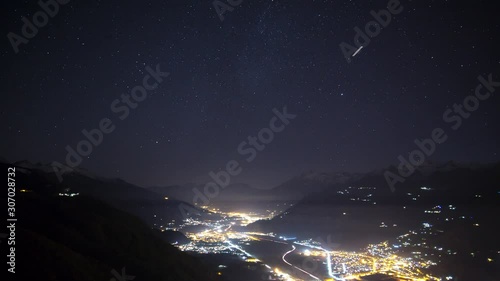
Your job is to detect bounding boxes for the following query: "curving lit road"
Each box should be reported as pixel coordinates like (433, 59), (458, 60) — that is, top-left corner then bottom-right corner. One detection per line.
(281, 245), (296, 266)
(281, 244), (321, 280)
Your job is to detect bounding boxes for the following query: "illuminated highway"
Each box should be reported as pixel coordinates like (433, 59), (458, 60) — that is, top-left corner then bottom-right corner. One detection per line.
(282, 245), (296, 266)
(281, 244), (321, 280)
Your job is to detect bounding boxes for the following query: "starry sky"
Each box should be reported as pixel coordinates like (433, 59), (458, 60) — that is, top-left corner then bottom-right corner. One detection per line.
(1, 0), (499, 188)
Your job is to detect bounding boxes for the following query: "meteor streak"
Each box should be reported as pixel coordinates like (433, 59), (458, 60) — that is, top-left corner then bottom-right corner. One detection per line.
(352, 46), (363, 57)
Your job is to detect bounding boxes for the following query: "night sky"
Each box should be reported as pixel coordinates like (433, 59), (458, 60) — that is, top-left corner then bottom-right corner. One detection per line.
(1, 0), (499, 188)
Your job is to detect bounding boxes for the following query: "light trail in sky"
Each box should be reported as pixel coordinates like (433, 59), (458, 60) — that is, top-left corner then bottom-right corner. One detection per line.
(352, 45), (363, 57)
